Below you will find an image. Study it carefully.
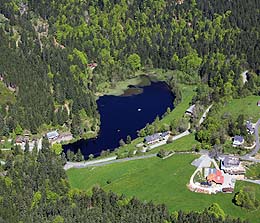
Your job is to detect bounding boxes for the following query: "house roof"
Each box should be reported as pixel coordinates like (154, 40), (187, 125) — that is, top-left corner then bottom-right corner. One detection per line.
(46, 131), (59, 139)
(186, 104), (195, 114)
(223, 156), (240, 167)
(246, 121), (254, 132)
(234, 135), (244, 143)
(161, 131), (170, 138)
(144, 133), (160, 143)
(207, 170), (224, 184)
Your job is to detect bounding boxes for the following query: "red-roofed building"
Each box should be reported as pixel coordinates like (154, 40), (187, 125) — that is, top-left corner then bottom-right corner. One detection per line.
(207, 170), (224, 184)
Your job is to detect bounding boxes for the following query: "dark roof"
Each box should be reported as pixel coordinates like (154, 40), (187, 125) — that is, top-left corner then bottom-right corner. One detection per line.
(223, 156), (240, 167)
(222, 187), (234, 193)
(246, 122), (254, 132)
(144, 133), (160, 143)
(161, 131), (170, 138)
(234, 135), (244, 143)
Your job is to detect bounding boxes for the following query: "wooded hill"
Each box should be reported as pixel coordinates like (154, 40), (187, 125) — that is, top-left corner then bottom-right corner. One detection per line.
(0, 0), (259, 136)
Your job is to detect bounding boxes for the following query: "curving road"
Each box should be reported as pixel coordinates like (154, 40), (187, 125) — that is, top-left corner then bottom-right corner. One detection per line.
(64, 106), (214, 170)
(199, 104), (213, 126)
(64, 154), (157, 170)
(241, 118), (260, 161)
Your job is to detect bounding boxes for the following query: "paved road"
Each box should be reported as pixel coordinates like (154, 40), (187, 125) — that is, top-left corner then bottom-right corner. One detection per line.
(241, 118), (260, 160)
(64, 105), (214, 170)
(199, 104), (213, 126)
(241, 179), (260, 185)
(64, 154), (157, 170)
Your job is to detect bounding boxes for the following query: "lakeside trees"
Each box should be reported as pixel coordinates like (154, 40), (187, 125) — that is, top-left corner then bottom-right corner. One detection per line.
(0, 0), (259, 137)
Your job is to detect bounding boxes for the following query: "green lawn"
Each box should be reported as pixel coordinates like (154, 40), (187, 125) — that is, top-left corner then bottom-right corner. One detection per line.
(146, 133), (198, 154)
(67, 154), (260, 222)
(159, 84), (196, 126)
(0, 82), (15, 105)
(218, 95), (260, 122)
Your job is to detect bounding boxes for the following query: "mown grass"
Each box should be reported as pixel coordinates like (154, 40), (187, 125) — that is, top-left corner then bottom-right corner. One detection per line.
(146, 133), (198, 154)
(159, 84), (196, 126)
(0, 82), (15, 105)
(68, 154), (260, 222)
(217, 95), (260, 122)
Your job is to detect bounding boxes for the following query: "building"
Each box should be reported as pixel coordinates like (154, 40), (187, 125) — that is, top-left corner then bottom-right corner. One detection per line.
(206, 170), (224, 184)
(246, 121), (254, 134)
(144, 133), (161, 144)
(222, 187), (234, 193)
(87, 63), (98, 70)
(46, 131), (59, 141)
(204, 168), (217, 178)
(233, 135), (244, 147)
(161, 131), (170, 138)
(221, 156), (246, 175)
(185, 104), (195, 116)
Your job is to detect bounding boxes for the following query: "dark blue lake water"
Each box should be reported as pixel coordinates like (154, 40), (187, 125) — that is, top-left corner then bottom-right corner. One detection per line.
(63, 81), (174, 158)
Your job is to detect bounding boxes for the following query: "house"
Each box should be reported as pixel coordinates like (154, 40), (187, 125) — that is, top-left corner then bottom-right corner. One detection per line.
(87, 63), (98, 70)
(221, 156), (246, 175)
(204, 168), (217, 178)
(222, 156), (240, 168)
(15, 136), (25, 144)
(246, 121), (254, 134)
(185, 104), (195, 116)
(144, 133), (161, 144)
(257, 100), (260, 106)
(207, 170), (224, 184)
(233, 135), (244, 146)
(160, 131), (170, 138)
(222, 187), (234, 193)
(46, 131), (59, 141)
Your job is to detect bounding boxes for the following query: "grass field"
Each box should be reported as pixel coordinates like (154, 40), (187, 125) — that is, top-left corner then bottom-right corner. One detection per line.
(67, 154), (260, 222)
(0, 82), (15, 105)
(159, 84), (196, 126)
(146, 133), (198, 154)
(218, 95), (260, 122)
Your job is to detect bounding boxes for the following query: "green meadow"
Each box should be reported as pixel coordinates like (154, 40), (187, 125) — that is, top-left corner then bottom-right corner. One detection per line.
(218, 95), (260, 122)
(67, 154), (260, 222)
(159, 84), (196, 126)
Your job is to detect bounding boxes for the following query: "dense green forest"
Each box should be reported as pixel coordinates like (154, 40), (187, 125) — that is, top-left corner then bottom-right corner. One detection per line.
(0, 1), (260, 222)
(0, 0), (259, 137)
(0, 142), (248, 222)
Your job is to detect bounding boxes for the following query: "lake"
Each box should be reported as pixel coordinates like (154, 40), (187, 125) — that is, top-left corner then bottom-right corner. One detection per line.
(63, 80), (174, 158)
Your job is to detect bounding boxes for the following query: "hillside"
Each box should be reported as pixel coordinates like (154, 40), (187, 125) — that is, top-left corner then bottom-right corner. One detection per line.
(0, 0), (259, 137)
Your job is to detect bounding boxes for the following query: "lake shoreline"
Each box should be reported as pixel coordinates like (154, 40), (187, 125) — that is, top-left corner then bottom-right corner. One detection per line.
(63, 80), (175, 159)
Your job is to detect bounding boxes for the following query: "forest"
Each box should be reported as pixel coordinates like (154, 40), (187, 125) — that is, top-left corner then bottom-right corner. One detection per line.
(0, 0), (259, 137)
(0, 0), (260, 222)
